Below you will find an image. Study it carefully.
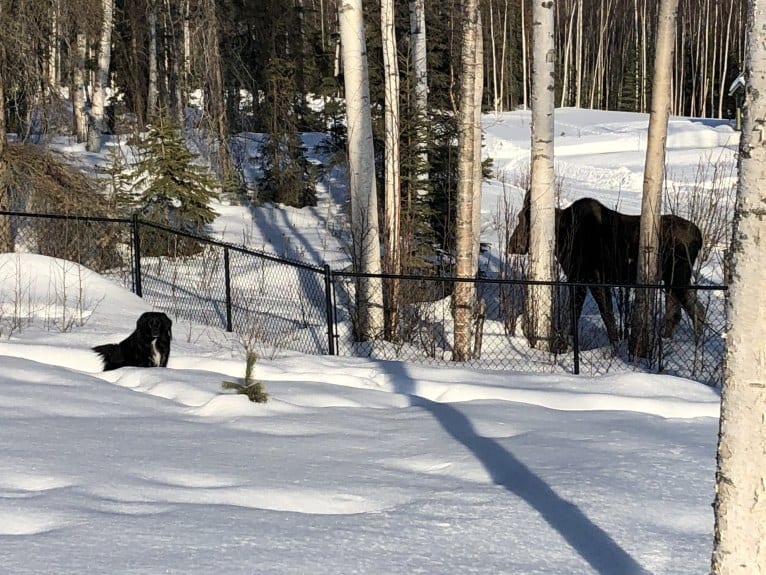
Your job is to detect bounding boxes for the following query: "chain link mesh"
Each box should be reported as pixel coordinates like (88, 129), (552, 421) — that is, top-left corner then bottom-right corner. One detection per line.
(331, 273), (725, 385)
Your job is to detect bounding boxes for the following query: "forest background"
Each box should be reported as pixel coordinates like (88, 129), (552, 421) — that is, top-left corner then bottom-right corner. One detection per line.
(0, 0), (746, 271)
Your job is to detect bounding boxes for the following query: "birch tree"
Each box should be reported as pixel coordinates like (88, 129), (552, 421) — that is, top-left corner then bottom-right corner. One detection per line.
(453, 0), (481, 362)
(524, 0), (557, 351)
(0, 1), (8, 252)
(711, 1), (766, 571)
(339, 0), (384, 342)
(381, 0), (401, 339)
(409, 0), (428, 194)
(87, 0), (115, 152)
(49, 0), (61, 88)
(520, 0), (529, 109)
(147, 7), (159, 119)
(472, 12), (484, 267)
(630, 0), (678, 358)
(72, 31), (88, 143)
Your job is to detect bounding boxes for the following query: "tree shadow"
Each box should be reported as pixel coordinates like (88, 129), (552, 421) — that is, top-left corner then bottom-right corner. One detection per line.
(379, 360), (650, 575)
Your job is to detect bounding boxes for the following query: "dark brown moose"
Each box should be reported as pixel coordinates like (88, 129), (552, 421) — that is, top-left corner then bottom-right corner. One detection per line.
(508, 192), (706, 344)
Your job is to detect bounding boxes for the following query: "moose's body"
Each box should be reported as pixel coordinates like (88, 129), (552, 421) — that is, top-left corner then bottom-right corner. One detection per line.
(508, 194), (705, 343)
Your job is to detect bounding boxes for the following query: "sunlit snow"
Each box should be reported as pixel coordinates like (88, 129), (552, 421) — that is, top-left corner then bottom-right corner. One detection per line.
(0, 108), (735, 574)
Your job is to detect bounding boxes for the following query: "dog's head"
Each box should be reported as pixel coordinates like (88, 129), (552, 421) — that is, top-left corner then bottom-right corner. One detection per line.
(137, 312), (172, 340)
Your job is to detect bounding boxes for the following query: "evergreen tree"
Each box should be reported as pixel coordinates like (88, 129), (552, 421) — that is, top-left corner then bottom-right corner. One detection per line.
(133, 113), (218, 227)
(131, 112), (219, 254)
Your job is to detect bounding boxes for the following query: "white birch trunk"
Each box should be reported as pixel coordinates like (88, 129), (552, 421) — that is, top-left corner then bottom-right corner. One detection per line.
(472, 13), (484, 268)
(381, 0), (401, 338)
(72, 32), (88, 143)
(0, 31), (9, 251)
(640, 0), (647, 111)
(409, 0), (428, 194)
(718, 4), (734, 118)
(499, 0), (508, 111)
(182, 0), (191, 110)
(453, 0), (481, 362)
(339, 0), (384, 341)
(575, 0), (583, 108)
(525, 0), (557, 351)
(490, 0), (498, 113)
(711, 2), (766, 572)
(521, 0), (529, 109)
(560, 1), (576, 108)
(147, 10), (159, 119)
(48, 0), (60, 88)
(87, 0), (115, 151)
(630, 0), (678, 358)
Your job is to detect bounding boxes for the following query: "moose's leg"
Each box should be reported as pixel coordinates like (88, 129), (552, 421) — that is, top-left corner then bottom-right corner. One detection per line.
(662, 290), (683, 338)
(663, 288), (706, 339)
(680, 288), (706, 340)
(570, 285), (588, 337)
(590, 286), (620, 343)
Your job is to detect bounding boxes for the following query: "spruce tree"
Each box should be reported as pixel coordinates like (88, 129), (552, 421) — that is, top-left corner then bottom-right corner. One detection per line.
(132, 112), (218, 239)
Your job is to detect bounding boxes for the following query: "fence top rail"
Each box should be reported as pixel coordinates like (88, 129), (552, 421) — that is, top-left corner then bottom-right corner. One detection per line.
(331, 269), (728, 291)
(135, 217), (326, 273)
(0, 210), (729, 291)
(0, 210), (131, 225)
(1, 209), (327, 274)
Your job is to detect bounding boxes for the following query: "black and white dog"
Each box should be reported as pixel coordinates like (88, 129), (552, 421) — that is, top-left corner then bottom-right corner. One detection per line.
(93, 312), (172, 371)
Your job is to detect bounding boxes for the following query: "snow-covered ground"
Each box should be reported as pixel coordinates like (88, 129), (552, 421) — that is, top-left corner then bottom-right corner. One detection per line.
(0, 252), (720, 574)
(0, 108), (737, 573)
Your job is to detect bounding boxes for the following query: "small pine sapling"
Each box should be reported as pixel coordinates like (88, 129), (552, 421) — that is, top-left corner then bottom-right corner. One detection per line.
(221, 351), (268, 403)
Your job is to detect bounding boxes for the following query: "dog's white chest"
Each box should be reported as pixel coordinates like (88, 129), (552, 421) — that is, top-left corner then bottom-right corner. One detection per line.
(151, 338), (161, 367)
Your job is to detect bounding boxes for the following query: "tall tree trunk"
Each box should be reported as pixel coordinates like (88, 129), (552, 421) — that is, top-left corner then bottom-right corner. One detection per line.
(182, 0), (191, 113)
(472, 12), (484, 267)
(525, 0), (557, 352)
(453, 0), (481, 362)
(520, 0), (529, 109)
(640, 0), (648, 111)
(166, 0), (184, 124)
(0, 36), (9, 252)
(48, 0), (60, 89)
(87, 0), (115, 152)
(72, 32), (88, 143)
(560, 0), (576, 107)
(630, 0), (678, 358)
(498, 0), (508, 110)
(147, 9), (159, 119)
(409, 0), (428, 195)
(490, 0), (498, 113)
(339, 0), (384, 342)
(199, 0), (230, 179)
(718, 3), (734, 118)
(575, 0), (583, 108)
(711, 2), (766, 572)
(381, 0), (401, 339)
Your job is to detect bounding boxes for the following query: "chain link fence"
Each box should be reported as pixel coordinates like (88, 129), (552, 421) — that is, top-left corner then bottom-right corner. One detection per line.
(1, 211), (726, 385)
(330, 273), (726, 386)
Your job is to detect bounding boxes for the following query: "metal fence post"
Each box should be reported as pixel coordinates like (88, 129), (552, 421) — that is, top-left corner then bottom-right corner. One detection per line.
(323, 264), (336, 355)
(131, 214), (143, 297)
(224, 247), (233, 332)
(569, 283), (580, 375)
